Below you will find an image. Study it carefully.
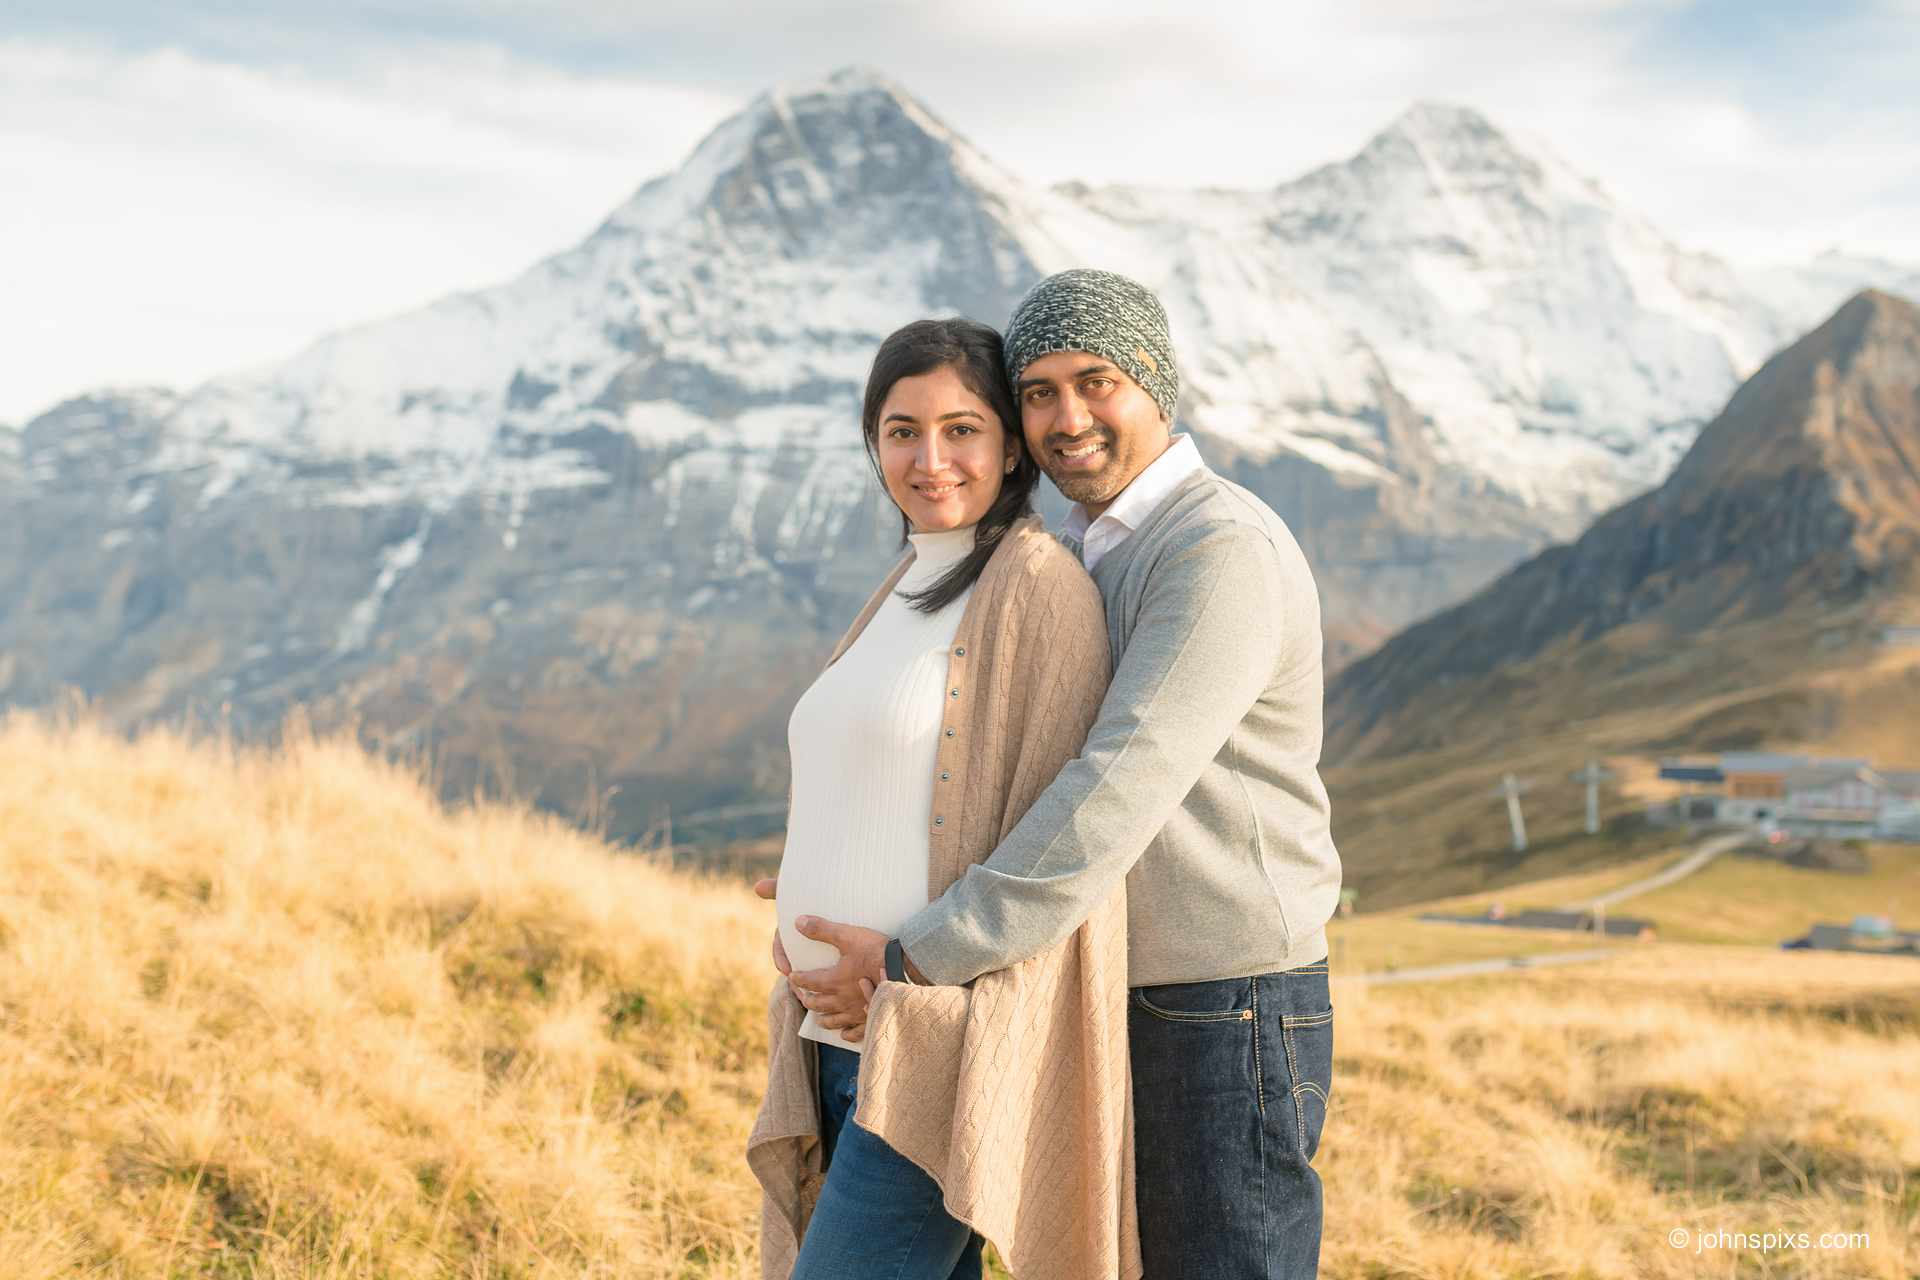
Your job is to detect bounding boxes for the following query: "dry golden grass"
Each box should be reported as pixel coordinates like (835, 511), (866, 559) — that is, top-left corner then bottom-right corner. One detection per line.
(1327, 917), (1634, 974)
(0, 701), (770, 1278)
(3, 704), (1916, 1278)
(1326, 949), (1919, 1279)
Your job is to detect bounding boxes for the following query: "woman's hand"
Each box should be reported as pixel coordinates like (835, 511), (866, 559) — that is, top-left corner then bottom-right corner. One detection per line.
(753, 878), (791, 975)
(826, 980), (878, 1043)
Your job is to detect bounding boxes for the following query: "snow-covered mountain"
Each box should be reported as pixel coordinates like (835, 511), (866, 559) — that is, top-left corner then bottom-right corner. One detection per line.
(4, 67), (1911, 838)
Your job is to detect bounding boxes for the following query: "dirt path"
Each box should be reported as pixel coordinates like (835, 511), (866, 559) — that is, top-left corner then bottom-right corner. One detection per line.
(1557, 830), (1751, 911)
(1343, 948), (1619, 986)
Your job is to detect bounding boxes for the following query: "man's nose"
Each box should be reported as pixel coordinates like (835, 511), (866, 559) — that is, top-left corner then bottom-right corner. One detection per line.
(1055, 390), (1095, 435)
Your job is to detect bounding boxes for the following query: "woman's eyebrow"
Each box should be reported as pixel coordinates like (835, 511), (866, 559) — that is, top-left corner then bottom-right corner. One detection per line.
(885, 409), (985, 424)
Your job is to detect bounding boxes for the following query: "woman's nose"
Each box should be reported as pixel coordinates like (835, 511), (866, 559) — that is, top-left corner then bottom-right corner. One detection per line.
(916, 434), (948, 472)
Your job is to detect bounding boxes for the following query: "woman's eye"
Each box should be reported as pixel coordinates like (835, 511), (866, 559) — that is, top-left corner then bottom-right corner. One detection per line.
(888, 427), (915, 440)
(950, 424), (976, 437)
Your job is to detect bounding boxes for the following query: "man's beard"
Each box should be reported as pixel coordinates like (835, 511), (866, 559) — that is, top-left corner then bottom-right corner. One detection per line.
(1049, 469), (1127, 506)
(1041, 436), (1130, 507)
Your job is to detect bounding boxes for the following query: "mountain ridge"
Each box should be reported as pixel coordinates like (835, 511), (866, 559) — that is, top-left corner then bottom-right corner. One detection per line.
(1327, 288), (1920, 765)
(6, 68), (1917, 840)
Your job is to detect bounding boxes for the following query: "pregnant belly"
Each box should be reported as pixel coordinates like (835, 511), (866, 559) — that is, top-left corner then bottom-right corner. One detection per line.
(776, 841), (925, 975)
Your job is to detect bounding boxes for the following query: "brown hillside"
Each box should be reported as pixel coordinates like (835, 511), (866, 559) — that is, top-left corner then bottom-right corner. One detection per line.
(1322, 292), (1920, 904)
(1328, 290), (1920, 766)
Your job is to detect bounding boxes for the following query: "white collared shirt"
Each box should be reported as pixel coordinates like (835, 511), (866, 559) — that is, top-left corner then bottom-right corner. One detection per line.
(1061, 433), (1207, 572)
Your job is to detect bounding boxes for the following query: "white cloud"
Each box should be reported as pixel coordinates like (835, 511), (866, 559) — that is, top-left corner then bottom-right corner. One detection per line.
(5, 4), (1918, 422)
(0, 37), (734, 423)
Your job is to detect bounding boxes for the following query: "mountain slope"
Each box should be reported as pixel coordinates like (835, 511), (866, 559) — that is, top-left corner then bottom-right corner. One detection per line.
(1323, 290), (1920, 904)
(1330, 288), (1920, 761)
(3, 70), (1914, 838)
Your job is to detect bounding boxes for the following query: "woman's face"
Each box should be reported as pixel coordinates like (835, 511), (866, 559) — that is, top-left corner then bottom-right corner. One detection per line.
(874, 363), (1016, 533)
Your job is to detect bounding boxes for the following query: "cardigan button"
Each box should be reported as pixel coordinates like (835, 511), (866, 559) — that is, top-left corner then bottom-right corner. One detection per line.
(940, 771), (951, 781)
(944, 727), (955, 738)
(933, 815), (945, 826)
(953, 646), (965, 656)
(950, 688), (960, 698)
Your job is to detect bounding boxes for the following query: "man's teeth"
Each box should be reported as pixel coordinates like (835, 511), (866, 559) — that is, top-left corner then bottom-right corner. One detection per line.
(1060, 442), (1107, 459)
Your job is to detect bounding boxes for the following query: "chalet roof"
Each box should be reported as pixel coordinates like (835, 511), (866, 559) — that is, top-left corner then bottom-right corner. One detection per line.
(1659, 762), (1725, 783)
(1784, 764), (1884, 791)
(1503, 909), (1653, 937)
(1720, 752), (1809, 773)
(1804, 923), (1920, 953)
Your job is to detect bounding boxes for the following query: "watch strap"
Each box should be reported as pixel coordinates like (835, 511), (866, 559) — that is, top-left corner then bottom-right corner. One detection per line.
(884, 937), (907, 983)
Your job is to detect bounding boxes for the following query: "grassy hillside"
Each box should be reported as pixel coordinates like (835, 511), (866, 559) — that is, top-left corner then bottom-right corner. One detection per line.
(1327, 633), (1920, 909)
(0, 702), (770, 1278)
(3, 705), (1916, 1278)
(1412, 840), (1920, 946)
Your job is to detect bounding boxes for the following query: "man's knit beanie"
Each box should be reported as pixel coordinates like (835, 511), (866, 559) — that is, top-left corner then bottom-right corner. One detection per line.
(1003, 269), (1180, 422)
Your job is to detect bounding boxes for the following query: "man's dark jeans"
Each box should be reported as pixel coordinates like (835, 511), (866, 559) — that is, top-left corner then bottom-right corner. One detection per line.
(1130, 962), (1334, 1279)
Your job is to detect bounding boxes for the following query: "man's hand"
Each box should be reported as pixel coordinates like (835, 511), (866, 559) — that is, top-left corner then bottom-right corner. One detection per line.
(789, 916), (888, 1032)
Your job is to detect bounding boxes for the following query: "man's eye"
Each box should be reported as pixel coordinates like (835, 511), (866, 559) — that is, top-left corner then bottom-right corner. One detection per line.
(1025, 388), (1053, 402)
(1084, 378), (1112, 393)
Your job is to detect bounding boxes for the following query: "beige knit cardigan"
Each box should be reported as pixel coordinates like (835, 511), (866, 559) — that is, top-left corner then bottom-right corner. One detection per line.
(746, 516), (1141, 1280)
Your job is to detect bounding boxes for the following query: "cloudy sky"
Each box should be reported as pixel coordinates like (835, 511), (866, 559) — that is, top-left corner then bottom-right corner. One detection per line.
(5, 0), (1916, 424)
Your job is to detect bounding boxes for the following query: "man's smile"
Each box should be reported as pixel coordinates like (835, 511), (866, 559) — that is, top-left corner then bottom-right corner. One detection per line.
(1052, 438), (1110, 470)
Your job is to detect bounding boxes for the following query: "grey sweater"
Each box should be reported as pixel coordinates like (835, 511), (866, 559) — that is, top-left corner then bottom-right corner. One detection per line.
(899, 468), (1343, 988)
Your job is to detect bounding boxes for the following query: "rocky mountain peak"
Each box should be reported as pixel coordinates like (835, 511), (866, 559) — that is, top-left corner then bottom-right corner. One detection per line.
(599, 64), (1018, 244)
(1278, 97), (1610, 253)
(1327, 288), (1920, 762)
(1376, 100), (1518, 161)
(1669, 288), (1920, 553)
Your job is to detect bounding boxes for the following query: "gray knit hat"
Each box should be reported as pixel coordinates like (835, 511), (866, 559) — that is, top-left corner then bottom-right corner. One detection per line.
(1003, 269), (1179, 421)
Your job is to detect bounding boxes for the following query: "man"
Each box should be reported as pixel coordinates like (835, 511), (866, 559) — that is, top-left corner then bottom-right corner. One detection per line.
(773, 268), (1343, 1278)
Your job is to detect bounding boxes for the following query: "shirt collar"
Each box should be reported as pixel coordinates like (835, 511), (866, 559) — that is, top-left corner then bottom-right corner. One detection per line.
(1061, 433), (1206, 540)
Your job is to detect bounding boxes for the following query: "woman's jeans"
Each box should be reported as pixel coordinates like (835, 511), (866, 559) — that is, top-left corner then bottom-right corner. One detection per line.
(791, 1043), (985, 1280)
(1131, 962), (1334, 1279)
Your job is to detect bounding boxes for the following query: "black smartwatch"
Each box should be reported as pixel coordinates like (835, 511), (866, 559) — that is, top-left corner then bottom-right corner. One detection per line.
(884, 937), (908, 983)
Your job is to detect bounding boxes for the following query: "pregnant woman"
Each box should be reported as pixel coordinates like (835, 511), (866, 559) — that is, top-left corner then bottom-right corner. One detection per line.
(746, 318), (1140, 1280)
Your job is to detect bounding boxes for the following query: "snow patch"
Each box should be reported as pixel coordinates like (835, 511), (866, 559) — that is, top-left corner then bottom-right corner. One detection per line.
(333, 512), (433, 655)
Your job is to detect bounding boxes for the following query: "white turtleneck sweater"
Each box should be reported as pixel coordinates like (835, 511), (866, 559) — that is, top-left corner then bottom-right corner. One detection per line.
(778, 524), (977, 1052)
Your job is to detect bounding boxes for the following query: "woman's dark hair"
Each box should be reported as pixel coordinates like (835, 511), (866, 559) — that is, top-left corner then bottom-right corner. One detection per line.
(860, 317), (1040, 614)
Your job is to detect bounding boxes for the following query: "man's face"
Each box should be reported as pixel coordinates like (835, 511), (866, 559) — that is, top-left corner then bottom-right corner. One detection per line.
(1016, 350), (1172, 517)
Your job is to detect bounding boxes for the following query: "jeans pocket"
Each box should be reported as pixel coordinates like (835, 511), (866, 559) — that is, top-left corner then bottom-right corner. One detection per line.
(1279, 1006), (1334, 1160)
(1132, 977), (1257, 1023)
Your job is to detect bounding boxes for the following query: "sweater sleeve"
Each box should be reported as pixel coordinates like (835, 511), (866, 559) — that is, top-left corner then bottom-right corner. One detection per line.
(899, 522), (1282, 985)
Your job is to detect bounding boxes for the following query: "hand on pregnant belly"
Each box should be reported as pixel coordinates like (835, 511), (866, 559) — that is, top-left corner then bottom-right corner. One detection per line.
(777, 896), (843, 975)
(776, 855), (880, 974)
